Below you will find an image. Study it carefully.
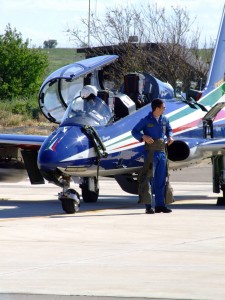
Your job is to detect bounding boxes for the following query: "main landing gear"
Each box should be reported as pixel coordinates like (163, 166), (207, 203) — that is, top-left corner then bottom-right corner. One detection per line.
(217, 189), (225, 206)
(212, 155), (225, 206)
(58, 175), (99, 214)
(80, 177), (99, 203)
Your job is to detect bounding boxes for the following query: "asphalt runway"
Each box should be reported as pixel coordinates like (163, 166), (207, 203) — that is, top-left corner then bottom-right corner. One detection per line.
(1, 161), (225, 300)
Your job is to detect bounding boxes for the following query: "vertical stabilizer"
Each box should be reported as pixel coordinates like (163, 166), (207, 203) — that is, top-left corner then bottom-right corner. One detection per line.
(203, 5), (225, 95)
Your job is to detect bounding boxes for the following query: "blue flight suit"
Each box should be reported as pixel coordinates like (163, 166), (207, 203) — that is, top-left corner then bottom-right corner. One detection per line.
(131, 111), (173, 207)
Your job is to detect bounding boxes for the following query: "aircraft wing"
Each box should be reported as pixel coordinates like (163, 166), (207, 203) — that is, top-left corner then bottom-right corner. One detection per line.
(0, 133), (47, 184)
(0, 133), (46, 148)
(197, 139), (225, 153)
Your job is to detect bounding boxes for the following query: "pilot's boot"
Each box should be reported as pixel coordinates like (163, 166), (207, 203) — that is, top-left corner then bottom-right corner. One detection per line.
(155, 206), (172, 213)
(145, 205), (155, 214)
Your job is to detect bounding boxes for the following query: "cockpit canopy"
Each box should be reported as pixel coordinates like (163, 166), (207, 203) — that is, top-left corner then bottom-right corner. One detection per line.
(61, 96), (113, 127)
(38, 55), (119, 124)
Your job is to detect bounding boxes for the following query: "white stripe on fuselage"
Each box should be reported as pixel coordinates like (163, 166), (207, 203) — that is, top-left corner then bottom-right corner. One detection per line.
(60, 131), (140, 162)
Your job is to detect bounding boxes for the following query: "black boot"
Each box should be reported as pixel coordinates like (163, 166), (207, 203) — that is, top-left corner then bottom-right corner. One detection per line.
(155, 206), (172, 213)
(145, 207), (155, 214)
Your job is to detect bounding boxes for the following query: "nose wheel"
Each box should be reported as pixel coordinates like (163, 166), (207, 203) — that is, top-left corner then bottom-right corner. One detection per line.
(59, 188), (80, 214)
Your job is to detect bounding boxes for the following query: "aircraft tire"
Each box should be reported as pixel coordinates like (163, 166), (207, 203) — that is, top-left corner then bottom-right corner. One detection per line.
(217, 196), (225, 206)
(61, 189), (80, 214)
(82, 189), (99, 203)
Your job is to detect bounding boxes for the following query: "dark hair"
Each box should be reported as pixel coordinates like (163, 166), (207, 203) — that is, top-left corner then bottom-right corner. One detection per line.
(151, 98), (164, 111)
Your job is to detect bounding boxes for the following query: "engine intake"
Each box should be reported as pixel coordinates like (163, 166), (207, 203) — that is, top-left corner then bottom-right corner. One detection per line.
(167, 140), (190, 161)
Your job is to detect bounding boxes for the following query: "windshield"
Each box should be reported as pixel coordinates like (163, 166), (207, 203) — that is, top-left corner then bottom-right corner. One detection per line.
(61, 96), (113, 127)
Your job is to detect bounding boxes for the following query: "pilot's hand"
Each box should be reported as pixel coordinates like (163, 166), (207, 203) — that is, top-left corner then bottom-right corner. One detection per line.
(142, 135), (154, 144)
(168, 137), (174, 146)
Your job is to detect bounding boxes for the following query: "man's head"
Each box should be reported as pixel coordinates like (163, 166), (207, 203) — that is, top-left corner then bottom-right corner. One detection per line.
(151, 98), (166, 114)
(80, 85), (98, 101)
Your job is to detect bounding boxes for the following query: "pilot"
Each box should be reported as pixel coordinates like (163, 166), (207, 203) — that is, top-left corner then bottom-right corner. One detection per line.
(80, 85), (105, 112)
(131, 98), (174, 214)
(80, 85), (99, 102)
(81, 84), (110, 109)
(80, 85), (113, 125)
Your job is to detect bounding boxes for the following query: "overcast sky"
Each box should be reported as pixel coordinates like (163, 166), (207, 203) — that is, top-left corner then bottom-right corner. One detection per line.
(0, 0), (224, 48)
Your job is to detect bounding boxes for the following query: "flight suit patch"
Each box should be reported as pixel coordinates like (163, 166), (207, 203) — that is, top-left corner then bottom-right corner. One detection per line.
(147, 123), (154, 127)
(162, 120), (167, 134)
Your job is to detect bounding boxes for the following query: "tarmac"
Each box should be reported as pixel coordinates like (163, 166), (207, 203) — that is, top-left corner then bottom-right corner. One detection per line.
(0, 161), (225, 300)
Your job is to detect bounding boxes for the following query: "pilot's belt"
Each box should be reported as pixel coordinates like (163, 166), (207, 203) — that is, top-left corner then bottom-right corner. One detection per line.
(145, 139), (165, 152)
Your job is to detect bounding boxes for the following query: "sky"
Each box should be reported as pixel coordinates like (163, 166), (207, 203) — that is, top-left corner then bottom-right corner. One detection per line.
(0, 0), (224, 48)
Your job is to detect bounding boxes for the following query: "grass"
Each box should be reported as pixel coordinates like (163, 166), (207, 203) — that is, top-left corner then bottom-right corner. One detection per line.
(42, 48), (85, 75)
(0, 105), (53, 134)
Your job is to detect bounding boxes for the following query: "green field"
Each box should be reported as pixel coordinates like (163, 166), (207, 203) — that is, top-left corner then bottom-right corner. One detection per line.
(42, 48), (86, 76)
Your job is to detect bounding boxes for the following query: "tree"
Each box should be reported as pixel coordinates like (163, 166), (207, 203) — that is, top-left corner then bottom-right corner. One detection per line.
(43, 39), (58, 48)
(67, 4), (211, 92)
(0, 24), (48, 99)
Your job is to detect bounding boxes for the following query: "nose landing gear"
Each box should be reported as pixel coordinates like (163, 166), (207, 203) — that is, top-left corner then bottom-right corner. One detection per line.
(59, 189), (80, 214)
(58, 175), (80, 214)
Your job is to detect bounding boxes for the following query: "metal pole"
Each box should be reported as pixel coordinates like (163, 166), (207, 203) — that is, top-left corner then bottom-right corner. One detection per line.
(88, 0), (90, 47)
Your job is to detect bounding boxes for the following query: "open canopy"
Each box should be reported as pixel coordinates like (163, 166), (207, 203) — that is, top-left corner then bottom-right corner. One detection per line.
(38, 55), (118, 124)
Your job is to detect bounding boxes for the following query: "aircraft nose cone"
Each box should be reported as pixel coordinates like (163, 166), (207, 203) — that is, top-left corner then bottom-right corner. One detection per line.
(38, 148), (59, 170)
(38, 125), (92, 176)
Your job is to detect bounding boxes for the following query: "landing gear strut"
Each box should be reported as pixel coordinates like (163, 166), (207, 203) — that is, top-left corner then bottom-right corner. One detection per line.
(58, 175), (80, 214)
(217, 187), (225, 206)
(80, 177), (99, 203)
(212, 155), (225, 206)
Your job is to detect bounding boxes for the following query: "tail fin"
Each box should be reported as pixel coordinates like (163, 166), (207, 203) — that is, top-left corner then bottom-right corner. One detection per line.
(203, 4), (225, 95)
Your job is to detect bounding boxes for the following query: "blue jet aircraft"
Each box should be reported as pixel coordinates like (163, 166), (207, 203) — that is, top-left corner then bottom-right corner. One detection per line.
(1, 6), (225, 214)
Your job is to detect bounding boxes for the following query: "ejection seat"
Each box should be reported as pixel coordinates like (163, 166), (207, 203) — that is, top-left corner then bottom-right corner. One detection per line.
(97, 89), (136, 121)
(123, 73), (146, 108)
(97, 90), (114, 113)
